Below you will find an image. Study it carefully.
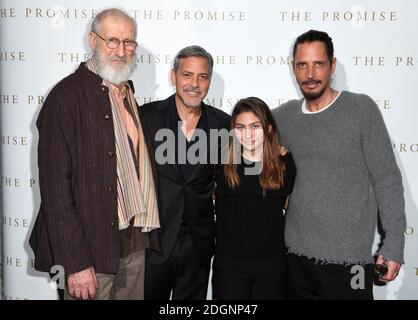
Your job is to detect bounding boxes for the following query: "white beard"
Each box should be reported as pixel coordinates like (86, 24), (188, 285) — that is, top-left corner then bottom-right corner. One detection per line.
(93, 49), (137, 85)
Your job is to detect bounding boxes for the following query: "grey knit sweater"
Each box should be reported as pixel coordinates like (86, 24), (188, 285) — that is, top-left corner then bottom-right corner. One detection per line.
(273, 90), (406, 265)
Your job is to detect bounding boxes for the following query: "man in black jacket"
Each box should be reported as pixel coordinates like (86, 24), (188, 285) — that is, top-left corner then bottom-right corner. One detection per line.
(141, 45), (230, 299)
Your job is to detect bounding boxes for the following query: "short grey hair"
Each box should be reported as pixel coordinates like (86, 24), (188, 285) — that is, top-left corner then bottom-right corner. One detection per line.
(91, 8), (137, 37)
(173, 45), (214, 77)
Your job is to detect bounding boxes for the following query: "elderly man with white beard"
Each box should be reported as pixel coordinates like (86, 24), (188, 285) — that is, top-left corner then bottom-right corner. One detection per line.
(29, 8), (160, 300)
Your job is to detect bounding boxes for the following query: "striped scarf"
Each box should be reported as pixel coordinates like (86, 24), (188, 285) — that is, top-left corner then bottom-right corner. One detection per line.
(86, 59), (160, 232)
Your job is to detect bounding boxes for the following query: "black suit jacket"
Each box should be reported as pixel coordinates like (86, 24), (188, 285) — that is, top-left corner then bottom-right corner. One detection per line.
(140, 95), (230, 265)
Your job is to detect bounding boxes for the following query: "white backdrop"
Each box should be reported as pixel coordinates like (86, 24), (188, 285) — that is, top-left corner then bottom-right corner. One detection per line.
(1, 0), (417, 299)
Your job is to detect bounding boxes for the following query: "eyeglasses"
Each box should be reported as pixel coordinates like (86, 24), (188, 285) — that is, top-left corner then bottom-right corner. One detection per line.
(93, 32), (138, 52)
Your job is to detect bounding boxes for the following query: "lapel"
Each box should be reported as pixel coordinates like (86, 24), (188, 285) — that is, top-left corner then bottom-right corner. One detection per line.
(147, 97), (184, 184)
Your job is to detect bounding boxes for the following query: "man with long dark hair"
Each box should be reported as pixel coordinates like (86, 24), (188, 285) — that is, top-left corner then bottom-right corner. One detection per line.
(273, 30), (406, 299)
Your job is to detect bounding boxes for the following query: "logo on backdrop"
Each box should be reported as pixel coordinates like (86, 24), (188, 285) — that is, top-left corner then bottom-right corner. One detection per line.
(352, 56), (416, 67)
(277, 7), (397, 24)
(135, 52), (291, 67)
(0, 7), (17, 18)
(24, 7), (97, 20)
(134, 53), (416, 68)
(20, 6), (246, 22)
(2, 215), (31, 228)
(373, 99), (391, 110)
(1, 254), (26, 268)
(392, 143), (418, 153)
(57, 52), (91, 63)
(0, 94), (44, 105)
(0, 51), (25, 62)
(1, 136), (28, 146)
(0, 177), (36, 189)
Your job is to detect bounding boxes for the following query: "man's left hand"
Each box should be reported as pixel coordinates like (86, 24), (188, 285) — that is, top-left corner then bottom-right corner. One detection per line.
(376, 255), (401, 282)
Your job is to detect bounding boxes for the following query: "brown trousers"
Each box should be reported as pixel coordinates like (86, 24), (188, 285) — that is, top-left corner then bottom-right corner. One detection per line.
(64, 249), (145, 300)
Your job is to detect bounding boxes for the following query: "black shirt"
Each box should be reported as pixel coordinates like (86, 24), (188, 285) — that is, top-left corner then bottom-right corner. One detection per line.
(168, 95), (208, 181)
(215, 153), (296, 258)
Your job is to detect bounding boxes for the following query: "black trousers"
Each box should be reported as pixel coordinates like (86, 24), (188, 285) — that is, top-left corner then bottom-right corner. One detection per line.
(286, 253), (374, 300)
(212, 254), (286, 300)
(145, 225), (210, 300)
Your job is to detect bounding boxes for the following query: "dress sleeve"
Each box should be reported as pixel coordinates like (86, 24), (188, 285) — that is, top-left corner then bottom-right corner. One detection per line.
(282, 153), (296, 194)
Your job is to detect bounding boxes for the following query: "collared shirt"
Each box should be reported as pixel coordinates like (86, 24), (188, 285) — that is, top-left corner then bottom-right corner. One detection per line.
(109, 82), (140, 177)
(107, 81), (149, 257)
(168, 95), (208, 181)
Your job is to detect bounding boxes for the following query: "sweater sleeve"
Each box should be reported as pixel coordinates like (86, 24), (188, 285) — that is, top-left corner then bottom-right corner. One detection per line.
(359, 95), (406, 263)
(37, 90), (94, 275)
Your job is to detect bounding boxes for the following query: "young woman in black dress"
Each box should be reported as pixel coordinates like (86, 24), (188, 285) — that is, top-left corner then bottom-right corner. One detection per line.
(212, 97), (296, 300)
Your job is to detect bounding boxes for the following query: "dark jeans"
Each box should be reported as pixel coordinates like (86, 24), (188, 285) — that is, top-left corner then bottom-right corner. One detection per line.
(287, 253), (374, 300)
(212, 254), (286, 300)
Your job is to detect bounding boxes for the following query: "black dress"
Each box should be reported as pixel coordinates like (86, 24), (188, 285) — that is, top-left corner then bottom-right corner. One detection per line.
(212, 153), (296, 300)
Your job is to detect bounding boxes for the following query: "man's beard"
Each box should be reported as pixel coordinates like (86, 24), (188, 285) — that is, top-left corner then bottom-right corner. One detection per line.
(300, 80), (326, 101)
(92, 49), (137, 85)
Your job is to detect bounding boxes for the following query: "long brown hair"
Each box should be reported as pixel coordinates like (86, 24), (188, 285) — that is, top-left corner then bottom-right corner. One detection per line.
(224, 97), (286, 189)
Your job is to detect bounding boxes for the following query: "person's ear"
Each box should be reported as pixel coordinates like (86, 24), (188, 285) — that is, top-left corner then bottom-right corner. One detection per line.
(331, 57), (337, 74)
(170, 69), (177, 86)
(88, 32), (97, 51)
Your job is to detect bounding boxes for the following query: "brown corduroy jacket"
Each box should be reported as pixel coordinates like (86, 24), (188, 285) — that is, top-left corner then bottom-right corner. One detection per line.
(29, 63), (159, 275)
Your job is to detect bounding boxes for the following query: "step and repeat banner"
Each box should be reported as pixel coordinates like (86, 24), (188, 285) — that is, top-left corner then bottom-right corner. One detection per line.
(1, 0), (417, 299)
